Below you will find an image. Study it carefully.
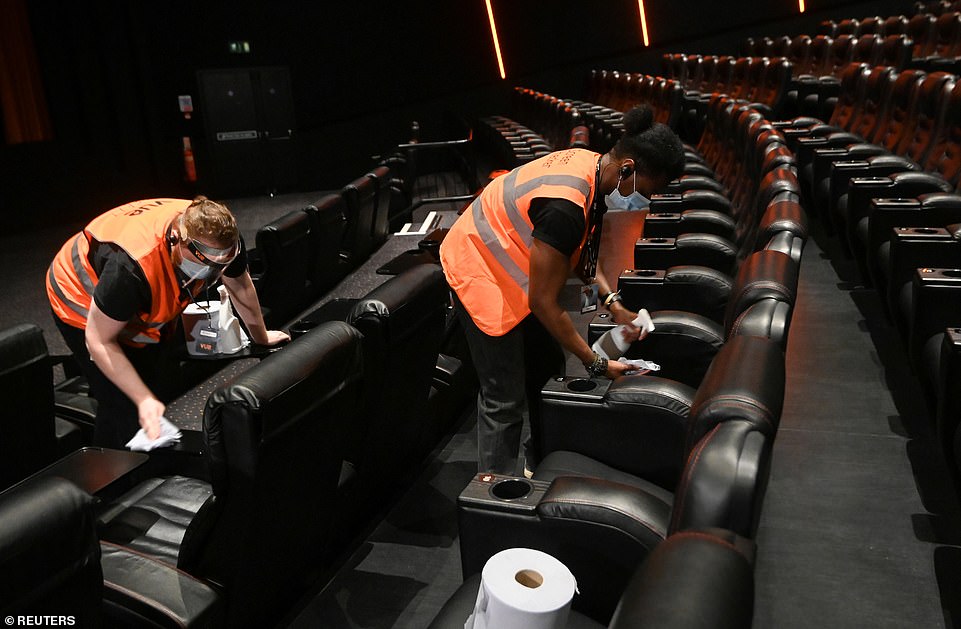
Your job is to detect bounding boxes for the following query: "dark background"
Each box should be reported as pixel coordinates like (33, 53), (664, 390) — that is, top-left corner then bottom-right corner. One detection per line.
(1, 0), (909, 232)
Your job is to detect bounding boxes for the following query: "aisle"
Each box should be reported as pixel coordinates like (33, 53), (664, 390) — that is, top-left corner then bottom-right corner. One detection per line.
(754, 232), (961, 628)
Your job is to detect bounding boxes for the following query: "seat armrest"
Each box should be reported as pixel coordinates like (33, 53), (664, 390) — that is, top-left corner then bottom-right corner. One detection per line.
(643, 210), (736, 240)
(649, 190), (731, 214)
(847, 173), (951, 231)
(539, 374), (696, 484)
(101, 542), (223, 629)
(618, 267), (733, 324)
(634, 235), (737, 276)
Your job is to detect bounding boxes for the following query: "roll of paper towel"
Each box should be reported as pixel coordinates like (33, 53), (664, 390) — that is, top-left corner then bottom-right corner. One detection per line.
(465, 548), (577, 629)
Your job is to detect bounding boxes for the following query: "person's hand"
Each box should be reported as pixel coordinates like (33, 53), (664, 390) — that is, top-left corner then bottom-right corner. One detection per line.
(138, 397), (166, 440)
(609, 301), (638, 326)
(263, 329), (291, 346)
(606, 358), (641, 379)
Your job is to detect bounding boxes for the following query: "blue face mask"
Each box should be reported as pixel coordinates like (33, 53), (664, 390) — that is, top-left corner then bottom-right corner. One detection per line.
(604, 171), (650, 211)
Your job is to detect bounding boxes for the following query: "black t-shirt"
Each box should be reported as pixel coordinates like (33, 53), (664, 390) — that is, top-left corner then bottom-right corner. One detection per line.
(91, 236), (248, 323)
(529, 197), (587, 258)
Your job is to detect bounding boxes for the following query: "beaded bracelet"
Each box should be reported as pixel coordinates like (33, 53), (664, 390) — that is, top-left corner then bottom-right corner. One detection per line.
(586, 351), (609, 378)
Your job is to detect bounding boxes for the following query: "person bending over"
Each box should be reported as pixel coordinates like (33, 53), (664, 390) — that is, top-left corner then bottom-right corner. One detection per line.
(48, 196), (289, 448)
(440, 105), (686, 475)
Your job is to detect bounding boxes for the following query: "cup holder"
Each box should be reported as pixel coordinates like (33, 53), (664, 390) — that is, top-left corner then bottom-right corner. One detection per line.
(633, 269), (658, 277)
(912, 228), (938, 234)
(941, 270), (961, 278)
(289, 320), (319, 339)
(566, 378), (598, 392)
(489, 478), (533, 501)
(646, 238), (669, 244)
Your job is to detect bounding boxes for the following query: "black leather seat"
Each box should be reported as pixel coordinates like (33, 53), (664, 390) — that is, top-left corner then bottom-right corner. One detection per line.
(304, 192), (349, 297)
(0, 323), (87, 489)
(249, 208), (313, 326)
(456, 334), (782, 622)
(428, 528), (755, 629)
(603, 249), (798, 388)
(338, 264), (453, 515)
(97, 321), (365, 628)
(342, 173), (379, 266)
(0, 475), (221, 627)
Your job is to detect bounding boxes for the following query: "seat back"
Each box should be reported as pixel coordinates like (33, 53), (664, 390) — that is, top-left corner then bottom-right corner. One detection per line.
(197, 320), (364, 627)
(0, 477), (103, 618)
(252, 208), (313, 326)
(723, 249), (799, 340)
(671, 335), (786, 537)
(609, 529), (755, 629)
(367, 165), (393, 247)
(871, 69), (926, 154)
(304, 193), (349, 296)
(894, 72), (954, 165)
(0, 323), (58, 488)
(920, 78), (961, 188)
(342, 173), (378, 265)
(346, 264), (450, 482)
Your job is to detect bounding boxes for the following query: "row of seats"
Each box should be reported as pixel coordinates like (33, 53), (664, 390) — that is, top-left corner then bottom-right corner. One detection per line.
(778, 59), (961, 508)
(1, 263), (477, 628)
(435, 85), (807, 623)
(784, 63), (961, 281)
(815, 14), (917, 38)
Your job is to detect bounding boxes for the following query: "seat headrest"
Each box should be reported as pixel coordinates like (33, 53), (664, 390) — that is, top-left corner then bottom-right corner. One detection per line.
(687, 335), (785, 449)
(347, 264), (448, 334)
(724, 250), (799, 333)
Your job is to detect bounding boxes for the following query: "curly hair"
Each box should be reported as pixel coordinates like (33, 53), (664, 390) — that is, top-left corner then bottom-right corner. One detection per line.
(612, 105), (685, 182)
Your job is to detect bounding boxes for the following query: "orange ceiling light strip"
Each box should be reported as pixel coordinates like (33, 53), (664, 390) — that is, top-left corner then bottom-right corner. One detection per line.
(485, 0), (507, 79)
(798, 0), (805, 12)
(637, 0), (651, 47)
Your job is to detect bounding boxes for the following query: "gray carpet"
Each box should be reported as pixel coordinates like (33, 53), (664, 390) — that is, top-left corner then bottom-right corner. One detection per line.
(754, 227), (961, 628)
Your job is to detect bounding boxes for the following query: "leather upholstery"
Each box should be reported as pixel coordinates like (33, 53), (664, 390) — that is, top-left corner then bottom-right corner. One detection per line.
(431, 529), (754, 629)
(345, 264), (450, 491)
(342, 173), (378, 265)
(0, 323), (87, 490)
(0, 476), (222, 627)
(304, 192), (349, 296)
(99, 320), (366, 628)
(0, 477), (102, 619)
(251, 208), (313, 326)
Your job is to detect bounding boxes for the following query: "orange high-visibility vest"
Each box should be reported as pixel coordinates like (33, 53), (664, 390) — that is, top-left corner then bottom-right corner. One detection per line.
(47, 198), (193, 346)
(440, 149), (599, 336)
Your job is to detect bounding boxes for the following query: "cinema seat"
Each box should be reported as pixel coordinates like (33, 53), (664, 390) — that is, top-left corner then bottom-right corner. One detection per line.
(428, 528), (755, 629)
(97, 321), (365, 628)
(455, 334), (782, 621)
(0, 476), (221, 628)
(0, 323), (87, 490)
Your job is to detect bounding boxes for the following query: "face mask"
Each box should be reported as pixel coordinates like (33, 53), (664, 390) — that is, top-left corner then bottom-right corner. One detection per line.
(176, 255), (219, 283)
(604, 171), (650, 211)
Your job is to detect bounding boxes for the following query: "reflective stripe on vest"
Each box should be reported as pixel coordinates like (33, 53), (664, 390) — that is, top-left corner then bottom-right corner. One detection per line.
(47, 199), (193, 346)
(441, 149), (598, 336)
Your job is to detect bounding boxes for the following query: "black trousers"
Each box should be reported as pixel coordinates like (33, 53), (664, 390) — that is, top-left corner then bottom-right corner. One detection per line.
(454, 297), (566, 475)
(54, 315), (176, 449)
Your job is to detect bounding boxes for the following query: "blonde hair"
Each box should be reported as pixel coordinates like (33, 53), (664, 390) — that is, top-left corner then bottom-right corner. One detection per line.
(180, 196), (238, 248)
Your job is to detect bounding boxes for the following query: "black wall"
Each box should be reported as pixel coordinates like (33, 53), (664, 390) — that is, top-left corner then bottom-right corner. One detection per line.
(1, 0), (914, 232)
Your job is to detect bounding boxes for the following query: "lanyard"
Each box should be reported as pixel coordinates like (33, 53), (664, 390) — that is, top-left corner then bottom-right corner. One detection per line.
(577, 158), (606, 282)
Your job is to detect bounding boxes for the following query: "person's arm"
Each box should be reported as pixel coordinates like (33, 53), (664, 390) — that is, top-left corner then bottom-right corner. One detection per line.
(529, 239), (636, 379)
(220, 271), (290, 346)
(85, 302), (165, 440)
